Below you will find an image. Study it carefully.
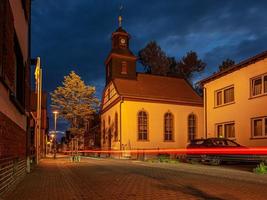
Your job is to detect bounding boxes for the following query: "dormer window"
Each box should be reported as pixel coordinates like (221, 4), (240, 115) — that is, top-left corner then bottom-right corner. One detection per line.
(121, 61), (127, 74)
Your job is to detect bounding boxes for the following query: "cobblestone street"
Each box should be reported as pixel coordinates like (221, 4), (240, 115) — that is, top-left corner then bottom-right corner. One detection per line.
(3, 157), (267, 200)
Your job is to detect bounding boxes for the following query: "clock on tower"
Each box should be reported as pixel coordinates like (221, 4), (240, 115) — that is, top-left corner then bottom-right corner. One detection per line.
(104, 15), (137, 85)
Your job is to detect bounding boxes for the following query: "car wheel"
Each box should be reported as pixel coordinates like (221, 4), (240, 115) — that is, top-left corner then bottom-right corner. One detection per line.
(210, 157), (221, 166)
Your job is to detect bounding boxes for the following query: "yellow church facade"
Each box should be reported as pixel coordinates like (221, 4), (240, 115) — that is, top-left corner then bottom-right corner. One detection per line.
(101, 75), (204, 151)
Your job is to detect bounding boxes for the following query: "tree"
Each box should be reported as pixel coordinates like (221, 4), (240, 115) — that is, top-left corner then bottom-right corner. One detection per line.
(51, 71), (99, 148)
(138, 41), (171, 75)
(175, 51), (206, 81)
(138, 42), (206, 83)
(219, 58), (235, 71)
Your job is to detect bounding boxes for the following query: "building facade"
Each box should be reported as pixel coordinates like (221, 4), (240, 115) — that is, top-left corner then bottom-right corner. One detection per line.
(0, 0), (31, 195)
(101, 20), (204, 152)
(200, 51), (267, 147)
(30, 91), (49, 158)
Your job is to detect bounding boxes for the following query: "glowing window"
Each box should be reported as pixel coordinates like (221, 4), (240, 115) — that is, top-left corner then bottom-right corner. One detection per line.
(102, 120), (106, 144)
(188, 114), (197, 141)
(252, 117), (267, 138)
(114, 113), (118, 141)
(138, 111), (148, 140)
(164, 112), (174, 141)
(215, 86), (234, 106)
(216, 122), (235, 139)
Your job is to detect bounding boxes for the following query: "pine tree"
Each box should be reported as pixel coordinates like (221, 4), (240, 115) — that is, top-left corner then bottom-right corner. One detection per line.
(138, 41), (171, 75)
(219, 59), (235, 71)
(176, 51), (206, 81)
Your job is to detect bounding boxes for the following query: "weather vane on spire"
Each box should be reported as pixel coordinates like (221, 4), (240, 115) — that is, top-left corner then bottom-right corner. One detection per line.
(118, 4), (123, 27)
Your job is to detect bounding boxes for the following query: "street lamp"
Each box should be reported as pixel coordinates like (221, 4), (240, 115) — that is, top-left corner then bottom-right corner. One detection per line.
(52, 110), (59, 158)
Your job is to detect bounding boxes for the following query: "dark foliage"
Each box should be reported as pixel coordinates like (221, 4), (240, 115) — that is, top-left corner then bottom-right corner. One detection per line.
(138, 41), (206, 82)
(138, 41), (170, 75)
(219, 59), (235, 71)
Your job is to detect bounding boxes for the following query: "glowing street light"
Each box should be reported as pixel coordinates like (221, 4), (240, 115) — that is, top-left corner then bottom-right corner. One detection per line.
(52, 110), (59, 158)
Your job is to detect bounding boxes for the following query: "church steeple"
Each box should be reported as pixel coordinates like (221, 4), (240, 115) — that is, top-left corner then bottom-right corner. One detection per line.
(104, 12), (137, 85)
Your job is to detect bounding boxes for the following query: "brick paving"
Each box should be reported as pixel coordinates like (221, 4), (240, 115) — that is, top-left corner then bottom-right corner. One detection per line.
(2, 157), (267, 200)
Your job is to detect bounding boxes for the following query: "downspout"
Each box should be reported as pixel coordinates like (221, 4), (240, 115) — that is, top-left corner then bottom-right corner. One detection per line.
(204, 87), (207, 138)
(26, 0), (32, 173)
(119, 97), (124, 150)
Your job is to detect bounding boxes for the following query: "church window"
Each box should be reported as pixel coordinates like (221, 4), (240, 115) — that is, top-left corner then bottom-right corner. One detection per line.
(114, 112), (118, 141)
(164, 112), (174, 141)
(138, 111), (148, 140)
(103, 120), (106, 144)
(121, 61), (127, 74)
(188, 114), (197, 141)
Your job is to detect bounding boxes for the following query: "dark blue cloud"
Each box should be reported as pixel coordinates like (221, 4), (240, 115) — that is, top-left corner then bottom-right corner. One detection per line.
(31, 0), (267, 132)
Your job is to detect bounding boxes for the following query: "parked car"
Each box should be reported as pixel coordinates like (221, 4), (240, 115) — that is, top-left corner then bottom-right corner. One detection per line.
(186, 138), (267, 165)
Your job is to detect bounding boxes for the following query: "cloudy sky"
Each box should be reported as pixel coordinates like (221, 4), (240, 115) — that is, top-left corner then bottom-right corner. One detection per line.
(31, 0), (267, 132)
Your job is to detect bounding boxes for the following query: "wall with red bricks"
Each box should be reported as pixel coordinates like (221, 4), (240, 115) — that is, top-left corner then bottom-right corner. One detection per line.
(0, 111), (26, 159)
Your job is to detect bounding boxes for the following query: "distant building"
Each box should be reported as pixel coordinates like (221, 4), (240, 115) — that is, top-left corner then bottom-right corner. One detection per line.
(0, 0), (31, 195)
(84, 113), (101, 150)
(30, 91), (49, 158)
(200, 51), (267, 147)
(101, 18), (204, 152)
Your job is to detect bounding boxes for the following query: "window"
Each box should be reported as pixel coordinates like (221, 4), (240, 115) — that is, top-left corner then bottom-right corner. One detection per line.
(216, 91), (222, 106)
(251, 74), (267, 97)
(216, 122), (235, 139)
(114, 113), (118, 141)
(225, 123), (235, 138)
(164, 112), (174, 141)
(217, 124), (223, 138)
(102, 120), (106, 144)
(121, 61), (127, 74)
(252, 117), (267, 138)
(224, 87), (234, 104)
(215, 86), (234, 106)
(188, 114), (197, 141)
(138, 111), (148, 140)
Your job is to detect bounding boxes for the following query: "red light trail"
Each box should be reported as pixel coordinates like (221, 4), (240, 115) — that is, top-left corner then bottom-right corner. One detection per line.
(63, 147), (267, 155)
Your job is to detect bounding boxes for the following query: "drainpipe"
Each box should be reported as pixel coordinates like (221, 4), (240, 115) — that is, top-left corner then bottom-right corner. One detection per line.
(119, 97), (124, 150)
(204, 87), (207, 138)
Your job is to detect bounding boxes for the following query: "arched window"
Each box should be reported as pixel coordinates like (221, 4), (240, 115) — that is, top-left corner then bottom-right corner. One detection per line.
(138, 111), (148, 140)
(188, 114), (197, 141)
(164, 112), (174, 141)
(114, 112), (118, 141)
(102, 120), (106, 144)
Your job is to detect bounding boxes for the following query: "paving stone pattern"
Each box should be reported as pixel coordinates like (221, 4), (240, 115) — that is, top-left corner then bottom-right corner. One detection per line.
(3, 157), (267, 200)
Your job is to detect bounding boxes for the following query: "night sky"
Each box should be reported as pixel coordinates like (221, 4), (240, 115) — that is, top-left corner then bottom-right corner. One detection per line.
(31, 0), (267, 134)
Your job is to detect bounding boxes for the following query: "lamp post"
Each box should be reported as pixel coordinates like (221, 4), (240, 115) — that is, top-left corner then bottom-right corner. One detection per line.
(52, 111), (58, 158)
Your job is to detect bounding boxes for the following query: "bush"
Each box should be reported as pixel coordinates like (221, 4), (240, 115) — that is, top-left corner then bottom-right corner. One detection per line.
(253, 162), (267, 174)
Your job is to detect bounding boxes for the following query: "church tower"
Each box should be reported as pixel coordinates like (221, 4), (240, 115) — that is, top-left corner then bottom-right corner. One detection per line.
(105, 14), (137, 85)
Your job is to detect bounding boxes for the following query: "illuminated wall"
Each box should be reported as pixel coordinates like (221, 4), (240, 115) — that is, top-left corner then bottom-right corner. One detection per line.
(101, 98), (204, 150)
(204, 57), (267, 147)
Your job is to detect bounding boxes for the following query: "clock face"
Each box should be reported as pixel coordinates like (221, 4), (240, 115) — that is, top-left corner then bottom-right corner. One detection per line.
(120, 38), (126, 44)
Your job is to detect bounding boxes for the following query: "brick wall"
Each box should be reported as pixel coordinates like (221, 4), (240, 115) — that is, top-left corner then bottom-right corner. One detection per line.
(0, 111), (26, 159)
(0, 0), (16, 92)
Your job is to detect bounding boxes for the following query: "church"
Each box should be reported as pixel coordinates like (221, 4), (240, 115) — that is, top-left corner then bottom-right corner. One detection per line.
(100, 16), (204, 151)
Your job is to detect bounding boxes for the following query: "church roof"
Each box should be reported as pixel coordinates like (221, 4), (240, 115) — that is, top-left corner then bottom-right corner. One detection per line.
(112, 73), (203, 106)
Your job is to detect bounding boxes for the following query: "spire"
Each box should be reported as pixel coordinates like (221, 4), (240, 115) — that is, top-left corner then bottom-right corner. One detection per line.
(118, 4), (123, 27)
